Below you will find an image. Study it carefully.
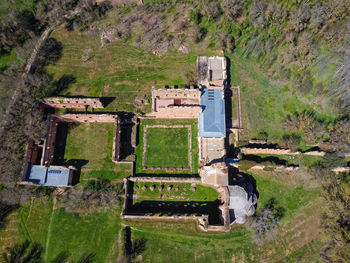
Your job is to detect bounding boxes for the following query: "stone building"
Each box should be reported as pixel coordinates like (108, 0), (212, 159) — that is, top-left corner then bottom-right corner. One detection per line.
(148, 87), (202, 118)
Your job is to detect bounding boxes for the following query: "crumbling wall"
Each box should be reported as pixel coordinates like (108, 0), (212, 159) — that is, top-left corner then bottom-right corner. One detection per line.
(42, 116), (59, 166)
(43, 97), (104, 109)
(240, 147), (299, 155)
(147, 106), (202, 119)
(112, 117), (121, 162)
(54, 114), (117, 123)
(151, 87), (201, 100)
(129, 177), (201, 183)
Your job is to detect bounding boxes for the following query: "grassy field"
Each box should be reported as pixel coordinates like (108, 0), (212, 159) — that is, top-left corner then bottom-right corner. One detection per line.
(46, 28), (217, 114)
(136, 119), (199, 175)
(145, 127), (189, 168)
(0, 167), (324, 262)
(133, 182), (218, 202)
(226, 51), (336, 142)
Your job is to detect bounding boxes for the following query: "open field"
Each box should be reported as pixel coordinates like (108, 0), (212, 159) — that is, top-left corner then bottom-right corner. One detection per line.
(0, 167), (324, 262)
(226, 51), (337, 142)
(136, 119), (199, 175)
(46, 28), (217, 114)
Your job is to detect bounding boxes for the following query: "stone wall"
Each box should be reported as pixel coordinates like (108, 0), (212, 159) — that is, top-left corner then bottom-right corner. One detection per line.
(241, 147), (326, 156)
(42, 116), (59, 166)
(151, 87), (201, 101)
(147, 106), (202, 119)
(240, 147), (299, 155)
(112, 117), (121, 162)
(43, 97), (104, 109)
(54, 114), (117, 123)
(129, 176), (201, 183)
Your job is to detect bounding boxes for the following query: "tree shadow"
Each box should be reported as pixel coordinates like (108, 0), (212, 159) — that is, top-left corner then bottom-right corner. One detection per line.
(0, 202), (20, 231)
(32, 38), (63, 73)
(51, 74), (76, 94)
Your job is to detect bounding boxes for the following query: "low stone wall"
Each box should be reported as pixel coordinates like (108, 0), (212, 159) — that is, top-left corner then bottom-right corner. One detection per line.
(112, 118), (121, 162)
(54, 114), (117, 123)
(129, 177), (201, 183)
(43, 97), (104, 109)
(241, 147), (299, 155)
(241, 147), (327, 157)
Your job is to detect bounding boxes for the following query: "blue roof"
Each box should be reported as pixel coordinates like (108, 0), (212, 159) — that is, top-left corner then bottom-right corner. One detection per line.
(26, 165), (70, 186)
(198, 88), (226, 137)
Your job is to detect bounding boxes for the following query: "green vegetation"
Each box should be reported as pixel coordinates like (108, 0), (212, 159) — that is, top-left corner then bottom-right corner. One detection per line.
(146, 127), (189, 168)
(133, 182), (218, 202)
(54, 123), (131, 182)
(63, 123), (115, 170)
(46, 28), (216, 113)
(0, 167), (324, 262)
(136, 119), (199, 174)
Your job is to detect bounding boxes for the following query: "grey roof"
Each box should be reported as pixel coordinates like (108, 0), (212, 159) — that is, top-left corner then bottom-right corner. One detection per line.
(199, 88), (226, 137)
(26, 165), (70, 186)
(209, 58), (224, 80)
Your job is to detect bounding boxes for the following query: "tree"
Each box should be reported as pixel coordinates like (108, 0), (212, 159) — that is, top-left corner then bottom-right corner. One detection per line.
(321, 172), (350, 262)
(247, 197), (285, 245)
(221, 0), (244, 21)
(2, 240), (42, 263)
(250, 0), (267, 28)
(309, 3), (327, 33)
(289, 4), (311, 32)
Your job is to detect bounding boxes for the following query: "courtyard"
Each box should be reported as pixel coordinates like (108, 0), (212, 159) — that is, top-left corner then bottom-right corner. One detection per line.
(136, 119), (198, 175)
(53, 122), (131, 182)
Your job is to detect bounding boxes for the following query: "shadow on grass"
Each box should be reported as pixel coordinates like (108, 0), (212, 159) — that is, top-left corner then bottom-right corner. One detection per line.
(129, 200), (222, 225)
(0, 202), (20, 231)
(242, 154), (288, 166)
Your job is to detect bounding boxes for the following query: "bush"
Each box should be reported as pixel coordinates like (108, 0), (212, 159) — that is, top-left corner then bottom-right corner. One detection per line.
(279, 133), (300, 151)
(247, 197), (285, 245)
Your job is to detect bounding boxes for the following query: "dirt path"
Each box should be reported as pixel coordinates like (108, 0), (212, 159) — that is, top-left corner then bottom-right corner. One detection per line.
(43, 193), (57, 261)
(117, 229), (123, 263)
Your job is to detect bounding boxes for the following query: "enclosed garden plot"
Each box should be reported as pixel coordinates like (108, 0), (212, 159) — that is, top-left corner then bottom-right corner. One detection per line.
(136, 119), (199, 174)
(144, 125), (191, 169)
(133, 182), (219, 202)
(53, 123), (131, 181)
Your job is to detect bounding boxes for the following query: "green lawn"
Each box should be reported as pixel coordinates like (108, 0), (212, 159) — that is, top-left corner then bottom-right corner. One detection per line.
(136, 119), (199, 175)
(145, 127), (189, 168)
(53, 123), (131, 182)
(63, 123), (115, 170)
(133, 182), (218, 202)
(44, 207), (121, 262)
